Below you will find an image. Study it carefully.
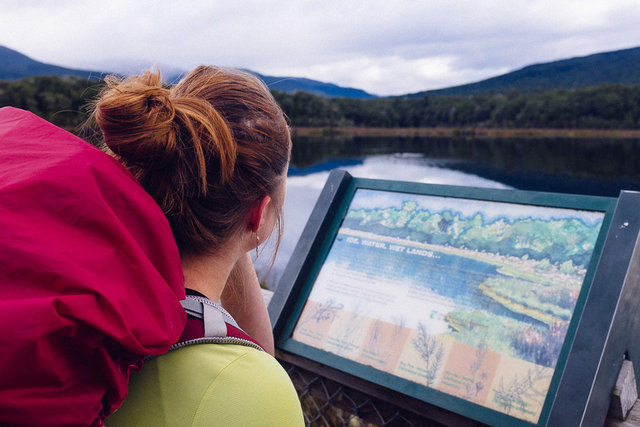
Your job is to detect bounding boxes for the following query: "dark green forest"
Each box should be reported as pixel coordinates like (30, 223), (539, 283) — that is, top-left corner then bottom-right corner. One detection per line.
(0, 76), (103, 129)
(273, 85), (640, 129)
(2, 75), (640, 131)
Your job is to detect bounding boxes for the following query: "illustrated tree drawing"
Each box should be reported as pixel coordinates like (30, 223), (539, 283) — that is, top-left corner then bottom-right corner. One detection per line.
(412, 322), (445, 386)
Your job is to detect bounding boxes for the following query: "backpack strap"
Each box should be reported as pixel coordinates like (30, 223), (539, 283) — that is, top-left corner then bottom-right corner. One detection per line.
(174, 295), (265, 352)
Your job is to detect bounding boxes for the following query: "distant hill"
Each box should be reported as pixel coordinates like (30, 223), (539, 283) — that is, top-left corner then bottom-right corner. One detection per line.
(0, 45), (376, 99)
(168, 70), (377, 99)
(250, 72), (375, 99)
(149, 70), (376, 99)
(413, 46), (640, 98)
(0, 45), (105, 80)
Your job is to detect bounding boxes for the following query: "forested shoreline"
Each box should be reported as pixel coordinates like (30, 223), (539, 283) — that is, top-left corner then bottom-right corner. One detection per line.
(0, 76), (103, 129)
(273, 85), (640, 129)
(2, 75), (640, 134)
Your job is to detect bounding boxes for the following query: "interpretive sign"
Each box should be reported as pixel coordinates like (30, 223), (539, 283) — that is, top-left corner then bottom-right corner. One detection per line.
(293, 188), (605, 423)
(270, 170), (640, 426)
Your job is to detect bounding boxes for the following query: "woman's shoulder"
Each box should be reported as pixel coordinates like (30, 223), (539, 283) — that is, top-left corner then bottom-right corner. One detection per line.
(165, 342), (286, 383)
(186, 345), (303, 425)
(108, 343), (304, 426)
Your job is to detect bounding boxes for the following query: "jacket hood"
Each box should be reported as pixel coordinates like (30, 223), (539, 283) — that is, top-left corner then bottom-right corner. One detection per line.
(0, 107), (186, 426)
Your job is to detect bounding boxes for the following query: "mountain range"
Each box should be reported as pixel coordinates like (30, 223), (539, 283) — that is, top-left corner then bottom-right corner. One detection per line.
(0, 45), (106, 81)
(418, 46), (640, 98)
(0, 45), (375, 98)
(2, 44), (640, 98)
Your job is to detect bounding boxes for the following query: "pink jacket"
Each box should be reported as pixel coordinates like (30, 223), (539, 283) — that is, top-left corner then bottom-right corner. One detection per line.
(0, 107), (186, 426)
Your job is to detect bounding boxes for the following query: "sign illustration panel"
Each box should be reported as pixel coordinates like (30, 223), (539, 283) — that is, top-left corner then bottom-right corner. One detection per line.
(291, 189), (605, 423)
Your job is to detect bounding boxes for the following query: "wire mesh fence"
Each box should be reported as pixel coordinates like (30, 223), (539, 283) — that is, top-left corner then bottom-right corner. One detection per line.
(277, 353), (482, 427)
(282, 359), (423, 426)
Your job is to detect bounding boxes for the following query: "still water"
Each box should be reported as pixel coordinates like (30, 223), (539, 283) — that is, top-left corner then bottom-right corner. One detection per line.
(255, 135), (640, 288)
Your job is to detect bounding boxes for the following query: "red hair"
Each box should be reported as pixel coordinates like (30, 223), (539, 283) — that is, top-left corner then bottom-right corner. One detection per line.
(92, 66), (290, 257)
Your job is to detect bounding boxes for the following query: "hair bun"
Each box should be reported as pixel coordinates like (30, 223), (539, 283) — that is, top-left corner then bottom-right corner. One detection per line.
(94, 72), (178, 169)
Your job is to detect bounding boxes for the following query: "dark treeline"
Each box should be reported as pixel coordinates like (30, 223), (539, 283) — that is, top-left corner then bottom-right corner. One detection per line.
(2, 75), (640, 130)
(273, 85), (640, 129)
(0, 76), (104, 129)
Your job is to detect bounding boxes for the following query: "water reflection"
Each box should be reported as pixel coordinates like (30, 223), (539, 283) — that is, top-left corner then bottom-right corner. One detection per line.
(290, 134), (640, 186)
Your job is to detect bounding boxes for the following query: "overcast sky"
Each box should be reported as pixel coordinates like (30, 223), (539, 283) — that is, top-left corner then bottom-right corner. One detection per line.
(2, 0), (639, 96)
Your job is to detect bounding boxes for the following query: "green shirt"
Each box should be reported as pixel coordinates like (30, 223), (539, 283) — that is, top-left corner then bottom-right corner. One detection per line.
(107, 343), (304, 426)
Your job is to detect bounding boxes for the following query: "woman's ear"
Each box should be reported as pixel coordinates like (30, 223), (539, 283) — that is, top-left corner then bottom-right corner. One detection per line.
(248, 195), (272, 232)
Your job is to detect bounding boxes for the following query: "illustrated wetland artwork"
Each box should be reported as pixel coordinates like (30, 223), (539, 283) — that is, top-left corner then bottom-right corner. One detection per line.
(292, 189), (605, 423)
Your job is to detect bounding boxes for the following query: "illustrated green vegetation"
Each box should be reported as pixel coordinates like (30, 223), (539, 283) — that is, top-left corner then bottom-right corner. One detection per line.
(446, 310), (523, 358)
(445, 308), (568, 368)
(344, 201), (602, 270)
(480, 277), (574, 323)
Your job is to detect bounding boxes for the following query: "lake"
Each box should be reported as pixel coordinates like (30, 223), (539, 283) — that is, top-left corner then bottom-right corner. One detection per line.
(255, 134), (640, 288)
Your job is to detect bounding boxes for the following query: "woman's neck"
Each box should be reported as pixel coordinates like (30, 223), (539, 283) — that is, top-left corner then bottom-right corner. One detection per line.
(181, 249), (240, 302)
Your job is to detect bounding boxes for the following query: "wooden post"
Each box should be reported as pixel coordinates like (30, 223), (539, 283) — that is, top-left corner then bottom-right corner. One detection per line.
(607, 360), (638, 425)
